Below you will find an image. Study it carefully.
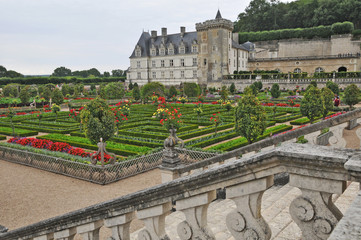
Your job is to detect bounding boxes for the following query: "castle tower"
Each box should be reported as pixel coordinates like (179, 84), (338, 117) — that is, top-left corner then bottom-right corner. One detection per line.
(195, 10), (234, 84)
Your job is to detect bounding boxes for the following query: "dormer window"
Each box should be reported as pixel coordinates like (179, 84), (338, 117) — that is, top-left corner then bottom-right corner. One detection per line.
(168, 48), (174, 55)
(151, 49), (156, 56)
(160, 48), (165, 56)
(135, 45), (142, 57)
(179, 47), (185, 54)
(192, 45), (198, 53)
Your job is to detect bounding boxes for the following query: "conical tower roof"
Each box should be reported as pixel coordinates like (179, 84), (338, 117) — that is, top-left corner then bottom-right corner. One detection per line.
(215, 9), (222, 19)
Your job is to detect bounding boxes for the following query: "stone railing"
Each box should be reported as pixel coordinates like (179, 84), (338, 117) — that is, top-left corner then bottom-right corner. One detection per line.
(167, 108), (361, 176)
(1, 143), (361, 239)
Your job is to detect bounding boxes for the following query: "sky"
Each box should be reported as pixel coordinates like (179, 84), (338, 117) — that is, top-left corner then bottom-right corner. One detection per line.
(0, 0), (293, 75)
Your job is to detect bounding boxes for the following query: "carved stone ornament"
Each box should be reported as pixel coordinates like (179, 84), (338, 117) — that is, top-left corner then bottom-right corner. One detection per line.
(163, 128), (184, 167)
(91, 137), (116, 167)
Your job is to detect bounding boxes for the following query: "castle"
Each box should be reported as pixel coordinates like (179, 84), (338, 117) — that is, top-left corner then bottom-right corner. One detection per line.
(128, 11), (361, 87)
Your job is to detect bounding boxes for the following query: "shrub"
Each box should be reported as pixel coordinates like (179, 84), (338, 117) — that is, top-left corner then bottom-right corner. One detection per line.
(332, 21), (354, 35)
(344, 84), (360, 109)
(183, 82), (200, 97)
(271, 83), (281, 98)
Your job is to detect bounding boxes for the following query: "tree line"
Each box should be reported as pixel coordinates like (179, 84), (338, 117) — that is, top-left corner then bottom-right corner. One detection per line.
(234, 0), (361, 33)
(52, 66), (127, 78)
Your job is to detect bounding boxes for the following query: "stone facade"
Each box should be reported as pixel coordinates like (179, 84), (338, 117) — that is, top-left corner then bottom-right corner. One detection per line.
(127, 10), (250, 86)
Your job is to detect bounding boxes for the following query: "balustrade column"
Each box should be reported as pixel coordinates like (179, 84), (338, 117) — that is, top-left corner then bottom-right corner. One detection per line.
(226, 176), (273, 240)
(54, 228), (76, 240)
(136, 202), (172, 240)
(176, 190), (216, 240)
(289, 174), (346, 240)
(76, 220), (103, 240)
(104, 212), (135, 240)
(33, 234), (54, 240)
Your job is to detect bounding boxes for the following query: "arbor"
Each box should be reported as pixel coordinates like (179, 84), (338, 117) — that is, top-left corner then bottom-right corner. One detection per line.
(183, 82), (200, 97)
(52, 67), (72, 77)
(300, 86), (322, 123)
(80, 97), (116, 144)
(344, 84), (360, 109)
(52, 88), (64, 105)
(235, 93), (266, 144)
(326, 81), (339, 95)
(320, 87), (334, 119)
(104, 82), (125, 99)
(271, 83), (281, 98)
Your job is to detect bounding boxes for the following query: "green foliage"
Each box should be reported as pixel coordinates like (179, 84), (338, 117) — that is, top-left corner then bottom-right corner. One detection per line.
(52, 66), (72, 77)
(19, 86), (30, 104)
(321, 87), (334, 118)
(3, 84), (19, 98)
(169, 86), (178, 98)
(252, 81), (263, 91)
(344, 84), (360, 109)
(183, 82), (200, 97)
(141, 82), (165, 100)
(61, 84), (73, 96)
(40, 86), (52, 101)
(235, 94), (266, 144)
(80, 97), (116, 144)
(300, 86), (322, 123)
(229, 83), (236, 94)
(220, 85), (229, 100)
(104, 82), (125, 99)
(128, 82), (133, 90)
(296, 135), (308, 144)
(331, 21), (354, 35)
(271, 83), (281, 98)
(51, 88), (64, 105)
(326, 81), (339, 95)
(132, 85), (141, 101)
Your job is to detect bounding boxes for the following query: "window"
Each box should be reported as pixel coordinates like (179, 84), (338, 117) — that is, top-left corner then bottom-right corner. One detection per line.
(161, 71), (165, 78)
(229, 44), (230, 51)
(160, 48), (165, 56)
(234, 50), (236, 57)
(192, 45), (198, 53)
(193, 70), (197, 78)
(137, 61), (140, 68)
(170, 59), (174, 67)
(179, 47), (185, 54)
(181, 59), (185, 67)
(135, 50), (141, 57)
(234, 60), (236, 67)
(170, 71), (174, 78)
(294, 68), (301, 73)
(152, 72), (156, 79)
(168, 48), (174, 55)
(315, 67), (324, 73)
(151, 49), (156, 56)
(161, 60), (165, 67)
(242, 52), (244, 58)
(193, 58), (197, 66)
(204, 59), (207, 66)
(152, 60), (156, 67)
(212, 45), (217, 52)
(137, 72), (141, 79)
(181, 71), (185, 78)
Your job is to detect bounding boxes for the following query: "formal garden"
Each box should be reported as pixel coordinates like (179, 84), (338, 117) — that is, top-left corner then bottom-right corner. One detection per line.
(0, 79), (359, 176)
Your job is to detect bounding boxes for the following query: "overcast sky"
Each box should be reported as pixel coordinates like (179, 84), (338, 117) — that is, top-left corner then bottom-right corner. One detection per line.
(0, 0), (293, 75)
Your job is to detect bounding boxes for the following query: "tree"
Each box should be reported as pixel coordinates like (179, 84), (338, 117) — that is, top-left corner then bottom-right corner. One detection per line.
(61, 84), (72, 96)
(41, 87), (52, 102)
(253, 81), (263, 91)
(183, 82), (200, 97)
(132, 85), (141, 101)
(321, 87), (334, 119)
(235, 93), (266, 144)
(326, 81), (339, 95)
(0, 66), (7, 77)
(128, 82), (133, 90)
(52, 67), (72, 77)
(52, 88), (64, 105)
(80, 97), (116, 144)
(88, 68), (101, 77)
(112, 69), (124, 77)
(6, 70), (23, 78)
(229, 83), (236, 94)
(220, 85), (229, 100)
(271, 83), (281, 98)
(104, 82), (125, 99)
(103, 71), (110, 77)
(141, 82), (165, 101)
(51, 104), (61, 122)
(344, 84), (360, 109)
(168, 86), (178, 98)
(20, 86), (30, 104)
(300, 86), (322, 123)
(3, 84), (19, 97)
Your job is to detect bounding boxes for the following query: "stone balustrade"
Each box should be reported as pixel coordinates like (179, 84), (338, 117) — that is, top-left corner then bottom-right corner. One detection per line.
(1, 143), (361, 240)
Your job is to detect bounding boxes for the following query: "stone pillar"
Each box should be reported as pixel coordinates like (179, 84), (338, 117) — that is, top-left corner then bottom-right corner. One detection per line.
(104, 212), (135, 240)
(328, 123), (347, 148)
(76, 220), (103, 240)
(160, 167), (180, 183)
(347, 119), (358, 130)
(225, 176), (273, 240)
(289, 174), (346, 240)
(136, 202), (172, 240)
(176, 191), (216, 240)
(54, 228), (76, 240)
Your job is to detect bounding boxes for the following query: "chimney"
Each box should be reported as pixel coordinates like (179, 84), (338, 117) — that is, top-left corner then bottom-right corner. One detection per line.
(151, 30), (157, 38)
(161, 27), (167, 43)
(180, 26), (186, 37)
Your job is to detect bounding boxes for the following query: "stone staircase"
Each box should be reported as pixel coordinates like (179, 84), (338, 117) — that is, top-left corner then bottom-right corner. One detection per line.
(130, 181), (359, 240)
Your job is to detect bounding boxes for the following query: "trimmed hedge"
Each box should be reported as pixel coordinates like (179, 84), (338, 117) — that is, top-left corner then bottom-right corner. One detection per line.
(0, 76), (125, 85)
(179, 123), (234, 140)
(0, 126), (38, 137)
